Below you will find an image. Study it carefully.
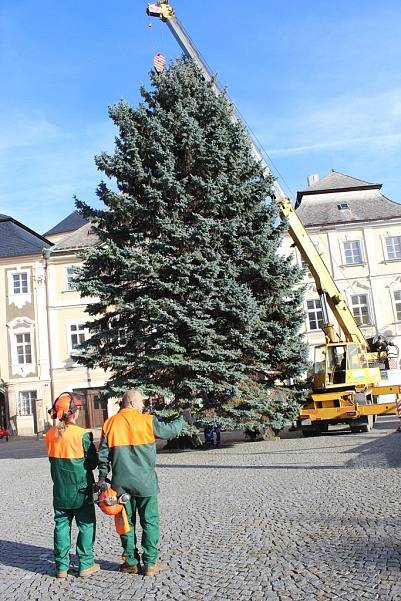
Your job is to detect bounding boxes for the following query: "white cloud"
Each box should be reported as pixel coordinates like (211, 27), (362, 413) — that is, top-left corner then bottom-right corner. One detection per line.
(268, 132), (401, 157)
(0, 115), (66, 151)
(247, 88), (401, 157)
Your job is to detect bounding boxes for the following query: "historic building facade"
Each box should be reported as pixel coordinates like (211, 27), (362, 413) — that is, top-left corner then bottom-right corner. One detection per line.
(282, 171), (401, 366)
(0, 214), (52, 436)
(44, 218), (110, 430)
(0, 211), (110, 436)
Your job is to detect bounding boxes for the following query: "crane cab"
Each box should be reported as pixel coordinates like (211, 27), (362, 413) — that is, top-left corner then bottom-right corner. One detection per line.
(313, 343), (381, 390)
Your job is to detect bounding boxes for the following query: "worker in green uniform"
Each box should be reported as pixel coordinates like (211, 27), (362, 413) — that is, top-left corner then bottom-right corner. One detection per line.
(97, 389), (187, 576)
(45, 392), (99, 578)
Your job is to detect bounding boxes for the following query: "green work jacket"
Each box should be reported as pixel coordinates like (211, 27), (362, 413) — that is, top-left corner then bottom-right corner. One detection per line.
(98, 408), (184, 497)
(45, 424), (98, 509)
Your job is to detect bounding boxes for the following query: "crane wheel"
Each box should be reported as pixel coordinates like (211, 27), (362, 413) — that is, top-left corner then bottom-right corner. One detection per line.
(302, 430), (317, 437)
(301, 421), (328, 437)
(350, 415), (374, 433)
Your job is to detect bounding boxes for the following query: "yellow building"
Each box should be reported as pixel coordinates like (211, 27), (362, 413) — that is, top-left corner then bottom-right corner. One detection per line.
(282, 171), (401, 365)
(44, 216), (111, 429)
(0, 213), (52, 436)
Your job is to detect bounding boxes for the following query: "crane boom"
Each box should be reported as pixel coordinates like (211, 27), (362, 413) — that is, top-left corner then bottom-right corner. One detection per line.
(147, 2), (286, 200)
(280, 198), (365, 345)
(146, 1), (368, 346)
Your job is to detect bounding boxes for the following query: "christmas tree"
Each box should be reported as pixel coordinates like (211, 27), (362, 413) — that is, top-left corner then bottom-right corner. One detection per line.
(75, 58), (308, 440)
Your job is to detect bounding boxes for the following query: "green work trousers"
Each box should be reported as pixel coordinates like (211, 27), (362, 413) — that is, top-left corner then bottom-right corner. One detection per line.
(121, 495), (159, 568)
(54, 503), (96, 572)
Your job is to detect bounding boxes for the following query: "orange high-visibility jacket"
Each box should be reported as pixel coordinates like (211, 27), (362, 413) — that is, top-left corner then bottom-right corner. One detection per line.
(98, 408), (184, 497)
(46, 424), (98, 509)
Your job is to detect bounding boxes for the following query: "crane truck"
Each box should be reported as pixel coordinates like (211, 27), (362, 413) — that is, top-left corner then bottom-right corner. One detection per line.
(146, 1), (401, 436)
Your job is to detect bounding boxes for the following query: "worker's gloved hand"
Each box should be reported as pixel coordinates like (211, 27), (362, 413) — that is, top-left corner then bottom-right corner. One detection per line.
(181, 409), (196, 425)
(96, 475), (109, 492)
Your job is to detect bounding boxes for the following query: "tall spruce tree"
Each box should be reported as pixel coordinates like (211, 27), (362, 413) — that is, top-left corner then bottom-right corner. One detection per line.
(75, 58), (308, 439)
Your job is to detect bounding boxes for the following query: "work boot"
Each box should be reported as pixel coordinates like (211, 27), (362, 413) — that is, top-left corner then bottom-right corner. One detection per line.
(56, 571), (68, 579)
(143, 562), (166, 577)
(79, 563), (100, 578)
(119, 562), (141, 574)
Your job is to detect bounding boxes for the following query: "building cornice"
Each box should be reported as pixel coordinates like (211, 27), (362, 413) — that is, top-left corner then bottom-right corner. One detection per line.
(302, 216), (401, 232)
(0, 254), (45, 266)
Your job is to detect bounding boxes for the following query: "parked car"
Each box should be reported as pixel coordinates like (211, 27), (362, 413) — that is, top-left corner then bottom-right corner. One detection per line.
(0, 427), (10, 441)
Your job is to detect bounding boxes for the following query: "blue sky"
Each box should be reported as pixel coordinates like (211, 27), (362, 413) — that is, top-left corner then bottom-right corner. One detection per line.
(1, 0), (401, 234)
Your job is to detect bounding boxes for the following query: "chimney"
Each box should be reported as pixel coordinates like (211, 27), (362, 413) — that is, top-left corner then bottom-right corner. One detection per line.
(307, 174), (319, 187)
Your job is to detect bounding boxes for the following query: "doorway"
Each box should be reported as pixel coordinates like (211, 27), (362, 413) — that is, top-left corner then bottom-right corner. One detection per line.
(0, 392), (6, 429)
(73, 388), (107, 428)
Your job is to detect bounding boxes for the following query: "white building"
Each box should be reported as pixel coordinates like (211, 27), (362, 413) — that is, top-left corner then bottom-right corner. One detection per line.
(282, 171), (401, 365)
(0, 214), (52, 435)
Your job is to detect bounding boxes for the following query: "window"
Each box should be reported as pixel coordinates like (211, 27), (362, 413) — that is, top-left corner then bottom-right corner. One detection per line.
(385, 236), (401, 260)
(18, 390), (37, 416)
(351, 294), (370, 325)
(338, 202), (350, 210)
(347, 343), (368, 369)
(344, 240), (363, 265)
(116, 327), (128, 348)
(307, 299), (324, 331)
(8, 271), (31, 310)
(69, 323), (86, 350)
(108, 315), (128, 348)
(15, 333), (32, 364)
(394, 291), (401, 321)
(9, 319), (35, 375)
(65, 266), (77, 291)
(12, 272), (28, 294)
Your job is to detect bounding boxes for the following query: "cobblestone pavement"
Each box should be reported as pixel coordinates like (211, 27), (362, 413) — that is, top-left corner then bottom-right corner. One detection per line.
(2, 417), (401, 601)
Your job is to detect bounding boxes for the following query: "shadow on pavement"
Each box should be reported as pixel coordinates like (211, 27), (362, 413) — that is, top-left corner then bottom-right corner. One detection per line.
(0, 539), (119, 576)
(343, 430), (401, 469)
(0, 540), (56, 576)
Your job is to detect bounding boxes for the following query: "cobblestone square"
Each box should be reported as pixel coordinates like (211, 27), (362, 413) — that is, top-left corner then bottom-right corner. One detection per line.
(1, 417), (401, 600)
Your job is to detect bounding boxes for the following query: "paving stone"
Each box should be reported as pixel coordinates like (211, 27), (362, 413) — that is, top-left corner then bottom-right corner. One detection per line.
(2, 416), (401, 599)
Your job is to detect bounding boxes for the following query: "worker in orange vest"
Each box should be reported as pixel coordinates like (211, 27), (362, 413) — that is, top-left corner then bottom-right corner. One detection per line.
(97, 389), (187, 576)
(45, 392), (99, 578)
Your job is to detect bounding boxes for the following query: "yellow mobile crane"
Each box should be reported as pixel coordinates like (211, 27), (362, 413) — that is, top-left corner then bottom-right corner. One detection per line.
(146, 1), (401, 435)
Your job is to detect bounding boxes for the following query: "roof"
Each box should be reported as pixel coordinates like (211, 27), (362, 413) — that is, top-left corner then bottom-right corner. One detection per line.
(44, 211), (88, 236)
(296, 170), (381, 206)
(295, 171), (401, 228)
(53, 223), (99, 251)
(0, 215), (51, 258)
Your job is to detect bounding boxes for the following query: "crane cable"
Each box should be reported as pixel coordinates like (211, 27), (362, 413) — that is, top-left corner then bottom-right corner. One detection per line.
(147, 6), (166, 70)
